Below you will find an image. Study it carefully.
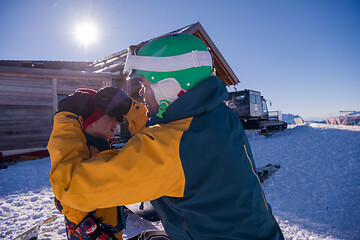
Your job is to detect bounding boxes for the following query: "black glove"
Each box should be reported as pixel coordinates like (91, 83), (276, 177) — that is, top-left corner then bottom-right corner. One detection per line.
(58, 92), (95, 120)
(94, 86), (133, 121)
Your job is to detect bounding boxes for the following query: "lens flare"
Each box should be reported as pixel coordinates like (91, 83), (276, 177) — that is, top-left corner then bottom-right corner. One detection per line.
(75, 22), (98, 46)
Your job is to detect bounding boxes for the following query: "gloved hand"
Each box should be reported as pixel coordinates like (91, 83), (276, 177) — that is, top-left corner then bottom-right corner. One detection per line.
(94, 86), (133, 121)
(58, 92), (95, 120)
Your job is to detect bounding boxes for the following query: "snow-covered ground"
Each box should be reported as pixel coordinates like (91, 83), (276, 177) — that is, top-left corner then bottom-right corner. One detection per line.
(1, 123), (359, 240)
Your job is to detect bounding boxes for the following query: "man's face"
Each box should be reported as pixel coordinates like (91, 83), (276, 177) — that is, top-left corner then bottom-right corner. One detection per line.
(138, 75), (160, 117)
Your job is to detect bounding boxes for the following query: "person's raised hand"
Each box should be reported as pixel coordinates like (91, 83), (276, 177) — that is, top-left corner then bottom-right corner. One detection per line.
(58, 92), (95, 120)
(94, 86), (133, 121)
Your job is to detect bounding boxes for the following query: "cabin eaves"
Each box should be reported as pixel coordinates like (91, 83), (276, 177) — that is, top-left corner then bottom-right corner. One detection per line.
(86, 22), (239, 87)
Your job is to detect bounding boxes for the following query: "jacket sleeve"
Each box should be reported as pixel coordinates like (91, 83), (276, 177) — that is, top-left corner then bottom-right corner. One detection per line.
(48, 112), (186, 212)
(124, 100), (148, 135)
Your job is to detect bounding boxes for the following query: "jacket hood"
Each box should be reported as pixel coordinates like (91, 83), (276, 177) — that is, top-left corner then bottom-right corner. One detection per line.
(147, 77), (229, 126)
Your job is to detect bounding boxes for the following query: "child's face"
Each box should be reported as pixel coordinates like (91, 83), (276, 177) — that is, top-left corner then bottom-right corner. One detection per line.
(84, 115), (119, 139)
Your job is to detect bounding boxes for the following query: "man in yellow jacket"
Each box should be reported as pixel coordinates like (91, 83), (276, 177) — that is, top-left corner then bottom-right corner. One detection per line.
(48, 33), (284, 239)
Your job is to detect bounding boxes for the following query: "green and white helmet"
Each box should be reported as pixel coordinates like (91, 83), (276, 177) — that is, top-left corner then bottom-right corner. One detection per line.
(123, 33), (213, 118)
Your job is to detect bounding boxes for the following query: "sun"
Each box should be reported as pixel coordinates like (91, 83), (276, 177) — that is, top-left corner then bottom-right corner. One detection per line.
(74, 22), (98, 46)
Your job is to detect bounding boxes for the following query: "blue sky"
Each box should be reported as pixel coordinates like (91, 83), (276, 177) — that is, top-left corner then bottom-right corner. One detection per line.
(0, 0), (359, 120)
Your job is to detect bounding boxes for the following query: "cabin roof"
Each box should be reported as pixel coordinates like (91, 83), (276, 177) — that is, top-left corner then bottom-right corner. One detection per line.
(0, 60), (92, 71)
(86, 22), (239, 86)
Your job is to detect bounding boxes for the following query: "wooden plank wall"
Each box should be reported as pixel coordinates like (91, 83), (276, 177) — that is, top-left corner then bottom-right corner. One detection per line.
(57, 78), (109, 95)
(0, 73), (110, 151)
(0, 75), (53, 151)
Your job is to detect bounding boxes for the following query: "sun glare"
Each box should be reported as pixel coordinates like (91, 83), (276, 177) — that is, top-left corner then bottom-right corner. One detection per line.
(75, 22), (98, 46)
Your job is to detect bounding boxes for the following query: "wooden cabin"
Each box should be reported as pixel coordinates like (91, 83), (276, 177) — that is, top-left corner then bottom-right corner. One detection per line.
(0, 64), (113, 155)
(0, 22), (238, 156)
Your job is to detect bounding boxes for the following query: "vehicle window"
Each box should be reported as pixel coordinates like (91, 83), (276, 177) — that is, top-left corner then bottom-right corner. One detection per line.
(262, 100), (268, 113)
(250, 94), (256, 104)
(234, 94), (245, 102)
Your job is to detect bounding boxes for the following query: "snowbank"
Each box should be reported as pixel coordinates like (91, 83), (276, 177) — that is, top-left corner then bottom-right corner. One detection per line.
(250, 123), (360, 239)
(1, 123), (359, 239)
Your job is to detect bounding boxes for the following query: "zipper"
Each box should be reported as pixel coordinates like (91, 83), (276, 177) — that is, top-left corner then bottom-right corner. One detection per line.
(243, 143), (269, 213)
(165, 197), (195, 240)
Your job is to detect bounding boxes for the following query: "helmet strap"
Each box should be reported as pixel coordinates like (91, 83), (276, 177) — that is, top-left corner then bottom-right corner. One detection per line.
(156, 100), (171, 119)
(151, 78), (185, 119)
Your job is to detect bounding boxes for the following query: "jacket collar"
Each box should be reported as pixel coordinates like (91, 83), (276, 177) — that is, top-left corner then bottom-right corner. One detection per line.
(84, 133), (111, 150)
(147, 77), (229, 127)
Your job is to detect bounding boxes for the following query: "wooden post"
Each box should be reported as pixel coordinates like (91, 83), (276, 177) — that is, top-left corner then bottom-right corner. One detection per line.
(52, 78), (57, 116)
(103, 79), (112, 88)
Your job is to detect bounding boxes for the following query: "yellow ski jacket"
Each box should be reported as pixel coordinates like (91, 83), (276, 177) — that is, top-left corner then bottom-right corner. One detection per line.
(51, 100), (148, 239)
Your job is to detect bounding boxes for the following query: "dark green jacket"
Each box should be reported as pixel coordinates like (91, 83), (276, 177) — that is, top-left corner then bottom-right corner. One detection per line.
(148, 77), (284, 239)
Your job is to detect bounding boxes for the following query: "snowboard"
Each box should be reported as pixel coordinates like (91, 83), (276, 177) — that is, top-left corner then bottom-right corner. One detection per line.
(257, 163), (281, 183)
(125, 201), (160, 222)
(12, 215), (58, 240)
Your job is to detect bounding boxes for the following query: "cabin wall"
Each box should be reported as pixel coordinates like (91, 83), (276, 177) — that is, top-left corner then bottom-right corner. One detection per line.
(0, 70), (111, 152)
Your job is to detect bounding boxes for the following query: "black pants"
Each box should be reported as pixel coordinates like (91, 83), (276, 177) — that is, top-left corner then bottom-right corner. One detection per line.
(127, 230), (170, 240)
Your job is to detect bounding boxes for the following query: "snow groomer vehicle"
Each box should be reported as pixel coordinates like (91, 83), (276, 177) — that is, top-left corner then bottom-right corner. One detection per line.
(226, 89), (287, 136)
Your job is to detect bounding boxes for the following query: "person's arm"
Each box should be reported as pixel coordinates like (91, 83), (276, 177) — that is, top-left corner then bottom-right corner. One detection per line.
(94, 86), (149, 135)
(48, 111), (187, 212)
(124, 100), (148, 135)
